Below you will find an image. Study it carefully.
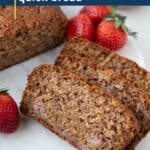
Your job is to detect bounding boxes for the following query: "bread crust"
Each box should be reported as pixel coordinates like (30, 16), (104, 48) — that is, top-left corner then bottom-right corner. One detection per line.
(0, 6), (68, 69)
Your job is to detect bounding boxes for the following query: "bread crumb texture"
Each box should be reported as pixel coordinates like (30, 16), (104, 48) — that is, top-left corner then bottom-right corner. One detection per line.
(21, 64), (139, 150)
(56, 54), (150, 147)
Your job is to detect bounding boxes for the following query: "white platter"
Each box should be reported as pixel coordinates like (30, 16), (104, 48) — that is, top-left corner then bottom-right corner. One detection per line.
(0, 6), (149, 150)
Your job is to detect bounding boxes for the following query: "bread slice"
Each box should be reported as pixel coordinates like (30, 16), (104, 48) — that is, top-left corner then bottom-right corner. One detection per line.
(55, 54), (150, 148)
(61, 38), (150, 101)
(0, 6), (67, 69)
(61, 37), (150, 146)
(20, 64), (140, 150)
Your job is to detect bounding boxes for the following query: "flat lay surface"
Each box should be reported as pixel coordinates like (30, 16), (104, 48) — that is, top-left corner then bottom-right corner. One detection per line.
(117, 6), (150, 69)
(0, 6), (149, 150)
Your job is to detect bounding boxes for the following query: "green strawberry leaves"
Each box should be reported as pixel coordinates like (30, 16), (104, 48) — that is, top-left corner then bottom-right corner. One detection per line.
(106, 6), (137, 39)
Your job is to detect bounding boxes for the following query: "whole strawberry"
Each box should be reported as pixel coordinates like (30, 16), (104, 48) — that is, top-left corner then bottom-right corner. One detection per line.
(96, 20), (127, 50)
(80, 6), (111, 24)
(0, 89), (20, 133)
(96, 14), (137, 50)
(66, 14), (95, 41)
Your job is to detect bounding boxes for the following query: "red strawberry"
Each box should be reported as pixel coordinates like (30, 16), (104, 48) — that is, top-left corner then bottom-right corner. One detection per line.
(96, 20), (127, 50)
(0, 89), (20, 133)
(66, 14), (95, 41)
(80, 6), (110, 24)
(96, 12), (137, 51)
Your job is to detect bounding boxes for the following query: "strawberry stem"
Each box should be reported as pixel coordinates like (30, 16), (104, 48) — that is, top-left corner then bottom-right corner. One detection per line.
(0, 88), (9, 94)
(105, 11), (137, 39)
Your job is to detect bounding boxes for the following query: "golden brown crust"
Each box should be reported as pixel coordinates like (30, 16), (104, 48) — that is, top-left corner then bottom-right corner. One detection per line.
(21, 64), (140, 150)
(0, 6), (67, 38)
(0, 6), (68, 69)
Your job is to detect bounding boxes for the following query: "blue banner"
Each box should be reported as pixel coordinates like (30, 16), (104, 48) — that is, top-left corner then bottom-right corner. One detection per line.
(1, 0), (150, 5)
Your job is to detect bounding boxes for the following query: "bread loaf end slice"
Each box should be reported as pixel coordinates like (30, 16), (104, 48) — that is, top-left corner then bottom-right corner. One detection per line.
(0, 6), (68, 69)
(21, 64), (140, 150)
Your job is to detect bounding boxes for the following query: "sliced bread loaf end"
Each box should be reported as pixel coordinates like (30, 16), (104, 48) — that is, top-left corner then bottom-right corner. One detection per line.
(0, 6), (67, 69)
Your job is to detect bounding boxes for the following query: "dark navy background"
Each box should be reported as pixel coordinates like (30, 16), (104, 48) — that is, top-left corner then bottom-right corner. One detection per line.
(1, 0), (150, 5)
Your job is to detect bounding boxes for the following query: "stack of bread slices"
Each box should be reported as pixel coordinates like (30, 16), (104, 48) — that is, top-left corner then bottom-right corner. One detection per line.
(21, 37), (150, 150)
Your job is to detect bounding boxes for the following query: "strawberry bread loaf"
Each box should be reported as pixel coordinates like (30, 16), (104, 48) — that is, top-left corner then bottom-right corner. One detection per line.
(0, 6), (67, 69)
